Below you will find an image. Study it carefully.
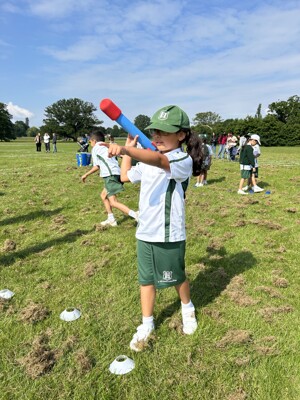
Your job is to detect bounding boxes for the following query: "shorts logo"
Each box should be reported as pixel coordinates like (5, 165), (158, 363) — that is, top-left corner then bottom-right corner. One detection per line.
(163, 271), (173, 281)
(158, 111), (169, 120)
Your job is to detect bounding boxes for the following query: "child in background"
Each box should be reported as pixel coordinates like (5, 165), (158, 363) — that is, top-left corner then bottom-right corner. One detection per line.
(108, 105), (204, 351)
(195, 138), (213, 187)
(81, 129), (138, 226)
(238, 135), (258, 195)
(242, 134), (264, 193)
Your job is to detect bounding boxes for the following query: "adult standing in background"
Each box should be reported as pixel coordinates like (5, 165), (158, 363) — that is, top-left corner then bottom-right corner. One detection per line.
(217, 132), (227, 159)
(52, 133), (57, 153)
(210, 132), (218, 158)
(34, 132), (42, 152)
(226, 132), (238, 161)
(44, 132), (50, 152)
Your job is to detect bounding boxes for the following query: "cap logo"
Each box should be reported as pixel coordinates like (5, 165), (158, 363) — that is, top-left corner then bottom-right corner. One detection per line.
(158, 111), (169, 120)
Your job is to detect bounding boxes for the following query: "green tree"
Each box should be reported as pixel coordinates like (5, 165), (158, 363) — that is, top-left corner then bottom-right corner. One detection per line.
(27, 126), (39, 137)
(43, 98), (103, 141)
(14, 120), (28, 137)
(268, 95), (300, 123)
(255, 103), (262, 119)
(134, 114), (151, 135)
(193, 111), (222, 126)
(0, 102), (15, 141)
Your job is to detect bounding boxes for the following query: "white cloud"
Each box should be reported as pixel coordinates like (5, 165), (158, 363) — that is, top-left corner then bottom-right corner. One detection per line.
(6, 102), (34, 120)
(27, 0), (98, 19)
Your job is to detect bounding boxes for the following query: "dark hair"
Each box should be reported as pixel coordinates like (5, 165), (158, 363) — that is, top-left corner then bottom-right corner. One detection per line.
(182, 129), (204, 176)
(90, 129), (105, 142)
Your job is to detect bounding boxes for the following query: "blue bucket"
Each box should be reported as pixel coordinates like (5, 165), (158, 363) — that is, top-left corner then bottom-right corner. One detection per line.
(76, 152), (91, 167)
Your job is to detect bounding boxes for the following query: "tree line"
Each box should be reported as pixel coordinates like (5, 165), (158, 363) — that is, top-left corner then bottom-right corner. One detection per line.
(1, 95), (300, 146)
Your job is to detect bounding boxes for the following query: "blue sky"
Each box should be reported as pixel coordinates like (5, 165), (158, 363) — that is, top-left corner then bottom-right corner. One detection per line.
(1, 0), (300, 128)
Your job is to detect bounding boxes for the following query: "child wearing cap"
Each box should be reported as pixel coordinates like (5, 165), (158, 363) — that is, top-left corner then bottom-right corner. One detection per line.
(108, 105), (204, 351)
(242, 134), (264, 193)
(81, 129), (138, 226)
(238, 134), (263, 195)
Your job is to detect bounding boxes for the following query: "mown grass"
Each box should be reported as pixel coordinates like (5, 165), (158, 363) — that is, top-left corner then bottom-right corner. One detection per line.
(0, 141), (299, 400)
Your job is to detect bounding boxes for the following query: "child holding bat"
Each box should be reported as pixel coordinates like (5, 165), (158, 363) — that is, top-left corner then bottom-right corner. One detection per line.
(81, 129), (138, 226)
(108, 105), (204, 351)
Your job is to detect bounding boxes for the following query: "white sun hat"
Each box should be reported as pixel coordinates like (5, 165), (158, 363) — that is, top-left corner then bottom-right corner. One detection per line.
(109, 355), (135, 375)
(60, 307), (81, 321)
(0, 289), (15, 299)
(250, 134), (261, 145)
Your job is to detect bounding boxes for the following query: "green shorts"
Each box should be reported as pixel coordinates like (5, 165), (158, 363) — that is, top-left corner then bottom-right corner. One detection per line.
(137, 240), (186, 289)
(241, 170), (251, 179)
(103, 175), (124, 198)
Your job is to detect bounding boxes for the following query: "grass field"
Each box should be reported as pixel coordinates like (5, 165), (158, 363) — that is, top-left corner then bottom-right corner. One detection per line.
(0, 141), (299, 400)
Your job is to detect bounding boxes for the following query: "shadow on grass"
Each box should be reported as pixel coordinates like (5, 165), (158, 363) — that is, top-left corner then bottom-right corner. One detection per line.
(0, 208), (64, 227)
(156, 246), (257, 326)
(0, 229), (93, 267)
(257, 181), (270, 188)
(0, 192), (5, 196)
(208, 176), (226, 184)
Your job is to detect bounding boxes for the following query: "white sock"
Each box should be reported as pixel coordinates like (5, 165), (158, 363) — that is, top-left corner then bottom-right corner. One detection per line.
(128, 210), (137, 219)
(108, 213), (115, 221)
(142, 315), (154, 328)
(181, 301), (194, 313)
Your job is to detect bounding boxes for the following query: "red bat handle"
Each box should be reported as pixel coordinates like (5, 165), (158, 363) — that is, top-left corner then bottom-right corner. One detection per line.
(100, 99), (122, 121)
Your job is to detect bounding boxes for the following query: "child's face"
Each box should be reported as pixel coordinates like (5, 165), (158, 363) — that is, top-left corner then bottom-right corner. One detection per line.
(150, 129), (186, 153)
(89, 139), (96, 147)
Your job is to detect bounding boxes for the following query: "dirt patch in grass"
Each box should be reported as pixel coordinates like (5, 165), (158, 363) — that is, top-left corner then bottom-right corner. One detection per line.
(74, 348), (93, 373)
(255, 286), (282, 298)
(223, 276), (258, 306)
(249, 219), (283, 230)
(273, 277), (289, 288)
(18, 333), (59, 378)
(285, 208), (297, 213)
(231, 220), (246, 227)
(234, 356), (250, 366)
(94, 223), (109, 232)
(254, 336), (278, 356)
(17, 225), (27, 234)
(202, 308), (224, 322)
(81, 239), (94, 246)
(39, 281), (52, 290)
(258, 305), (294, 322)
(227, 388), (247, 400)
(2, 239), (17, 252)
(84, 258), (110, 277)
(19, 302), (50, 324)
(168, 314), (183, 334)
(216, 330), (252, 348)
(52, 215), (67, 225)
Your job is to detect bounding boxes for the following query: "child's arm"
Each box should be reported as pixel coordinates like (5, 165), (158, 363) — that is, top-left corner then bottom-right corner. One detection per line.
(108, 135), (170, 173)
(81, 166), (99, 183)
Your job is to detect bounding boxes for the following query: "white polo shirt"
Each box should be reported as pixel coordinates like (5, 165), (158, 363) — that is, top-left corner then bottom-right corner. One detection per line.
(92, 142), (120, 177)
(127, 148), (193, 243)
(253, 144), (261, 168)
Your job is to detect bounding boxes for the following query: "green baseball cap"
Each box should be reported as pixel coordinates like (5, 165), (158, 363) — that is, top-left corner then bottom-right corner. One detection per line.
(145, 105), (190, 133)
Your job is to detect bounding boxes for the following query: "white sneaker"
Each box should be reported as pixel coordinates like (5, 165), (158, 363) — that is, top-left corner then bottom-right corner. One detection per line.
(253, 186), (264, 193)
(100, 219), (117, 227)
(182, 310), (197, 335)
(194, 183), (199, 187)
(130, 324), (154, 352)
(198, 183), (204, 187)
(242, 185), (249, 191)
(237, 189), (248, 195)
